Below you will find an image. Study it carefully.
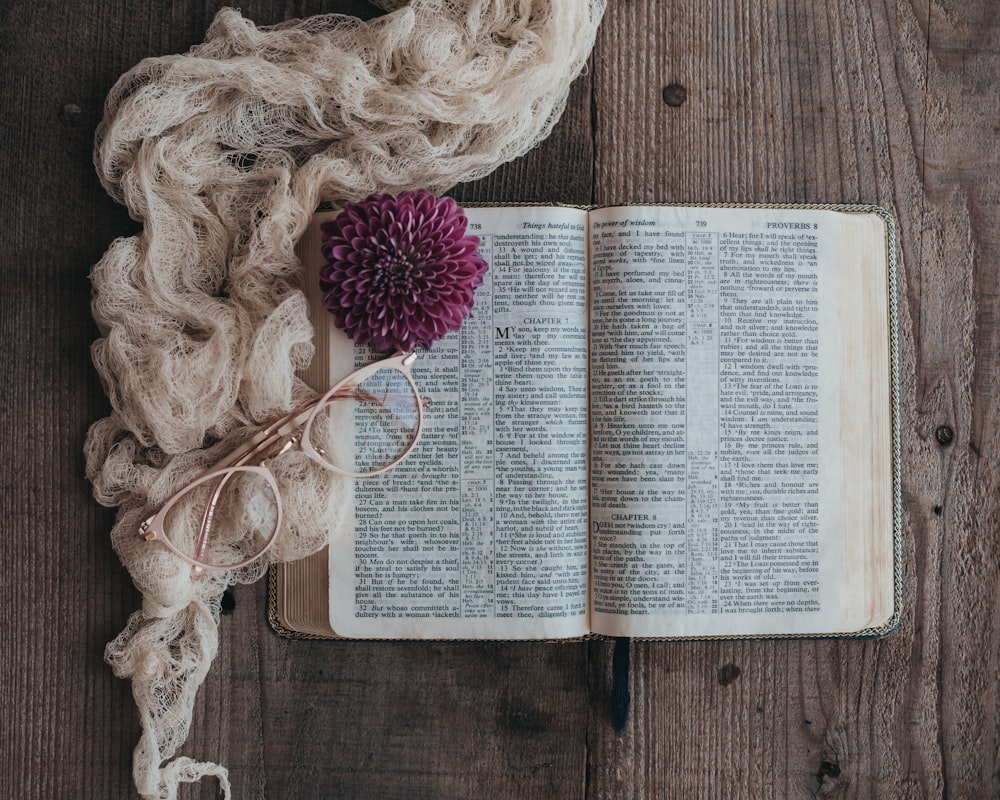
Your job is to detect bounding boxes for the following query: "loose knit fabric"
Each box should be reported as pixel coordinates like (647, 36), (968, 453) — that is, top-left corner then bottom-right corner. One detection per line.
(84, 2), (605, 797)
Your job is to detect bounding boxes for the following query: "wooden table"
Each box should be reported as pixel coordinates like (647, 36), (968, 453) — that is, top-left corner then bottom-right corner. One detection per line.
(3, 1), (997, 797)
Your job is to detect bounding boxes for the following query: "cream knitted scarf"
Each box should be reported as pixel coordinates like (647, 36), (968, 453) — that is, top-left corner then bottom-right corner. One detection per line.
(84, 1), (605, 797)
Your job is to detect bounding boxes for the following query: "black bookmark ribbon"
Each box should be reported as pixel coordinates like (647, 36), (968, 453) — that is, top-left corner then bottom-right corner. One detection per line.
(610, 636), (631, 731)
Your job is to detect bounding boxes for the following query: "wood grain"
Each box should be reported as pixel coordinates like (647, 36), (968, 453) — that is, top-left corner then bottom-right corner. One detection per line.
(1, 0), (998, 797)
(587, 2), (1000, 799)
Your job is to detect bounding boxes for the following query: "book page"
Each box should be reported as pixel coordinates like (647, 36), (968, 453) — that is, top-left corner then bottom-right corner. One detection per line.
(325, 206), (592, 639)
(833, 211), (896, 633)
(588, 205), (854, 637)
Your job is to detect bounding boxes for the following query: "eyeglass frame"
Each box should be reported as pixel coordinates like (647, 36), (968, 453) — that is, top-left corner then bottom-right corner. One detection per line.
(138, 350), (424, 574)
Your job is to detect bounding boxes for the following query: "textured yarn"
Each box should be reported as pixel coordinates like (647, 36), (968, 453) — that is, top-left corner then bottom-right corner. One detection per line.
(84, 2), (604, 798)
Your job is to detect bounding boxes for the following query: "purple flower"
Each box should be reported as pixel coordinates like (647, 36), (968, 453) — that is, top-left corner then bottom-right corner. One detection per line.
(318, 190), (488, 352)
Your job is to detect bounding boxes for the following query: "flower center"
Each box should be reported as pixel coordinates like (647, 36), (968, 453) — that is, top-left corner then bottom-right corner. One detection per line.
(372, 251), (416, 295)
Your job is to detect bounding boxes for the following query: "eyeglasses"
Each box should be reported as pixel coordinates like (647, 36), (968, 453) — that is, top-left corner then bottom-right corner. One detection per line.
(139, 351), (425, 573)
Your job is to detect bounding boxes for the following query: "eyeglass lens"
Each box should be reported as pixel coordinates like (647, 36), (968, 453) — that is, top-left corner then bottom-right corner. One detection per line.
(163, 469), (279, 569)
(306, 365), (421, 474)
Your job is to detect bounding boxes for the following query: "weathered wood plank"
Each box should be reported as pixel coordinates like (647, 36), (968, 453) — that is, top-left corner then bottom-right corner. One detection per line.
(587, 1), (1000, 799)
(3, 0), (1000, 797)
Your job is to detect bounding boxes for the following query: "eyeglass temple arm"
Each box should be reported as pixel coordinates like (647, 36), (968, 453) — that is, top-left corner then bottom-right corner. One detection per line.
(209, 398), (322, 472)
(194, 469), (236, 567)
(210, 384), (410, 474)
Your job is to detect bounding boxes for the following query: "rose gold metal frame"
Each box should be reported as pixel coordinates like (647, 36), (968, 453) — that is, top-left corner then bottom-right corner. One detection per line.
(138, 351), (423, 573)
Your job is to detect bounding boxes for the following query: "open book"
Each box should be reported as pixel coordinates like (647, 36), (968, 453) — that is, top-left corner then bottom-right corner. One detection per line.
(270, 203), (901, 640)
